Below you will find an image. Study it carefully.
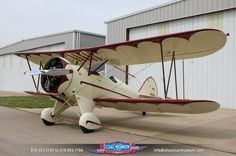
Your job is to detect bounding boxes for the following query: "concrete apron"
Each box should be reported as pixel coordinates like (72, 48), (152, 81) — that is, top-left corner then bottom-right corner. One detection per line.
(18, 107), (236, 154)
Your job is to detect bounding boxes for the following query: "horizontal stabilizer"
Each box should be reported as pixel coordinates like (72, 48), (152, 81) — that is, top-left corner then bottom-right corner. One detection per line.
(24, 68), (72, 76)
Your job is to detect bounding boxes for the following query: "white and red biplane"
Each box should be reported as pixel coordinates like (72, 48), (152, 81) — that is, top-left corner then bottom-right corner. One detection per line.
(15, 29), (227, 133)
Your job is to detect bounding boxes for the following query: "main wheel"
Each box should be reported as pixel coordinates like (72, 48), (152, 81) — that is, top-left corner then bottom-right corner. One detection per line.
(42, 118), (55, 126)
(41, 108), (61, 126)
(80, 126), (94, 133)
(79, 113), (101, 133)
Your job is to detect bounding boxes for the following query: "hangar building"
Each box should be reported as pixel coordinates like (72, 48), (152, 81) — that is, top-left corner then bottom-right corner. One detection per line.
(0, 30), (105, 92)
(105, 0), (236, 109)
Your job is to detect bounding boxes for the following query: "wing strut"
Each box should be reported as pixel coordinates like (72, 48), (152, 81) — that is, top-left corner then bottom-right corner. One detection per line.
(77, 52), (91, 71)
(166, 52), (175, 94)
(113, 66), (136, 78)
(173, 51), (178, 99)
(160, 42), (167, 99)
(36, 62), (43, 91)
(88, 52), (93, 76)
(25, 55), (38, 91)
(76, 51), (95, 76)
(93, 60), (108, 73)
(160, 45), (179, 99)
(182, 60), (185, 99)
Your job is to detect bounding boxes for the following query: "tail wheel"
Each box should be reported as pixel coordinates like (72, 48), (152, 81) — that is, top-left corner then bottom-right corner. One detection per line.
(142, 112), (147, 116)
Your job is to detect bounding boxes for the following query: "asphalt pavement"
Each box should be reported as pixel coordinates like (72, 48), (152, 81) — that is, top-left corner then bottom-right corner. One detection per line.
(0, 106), (236, 156)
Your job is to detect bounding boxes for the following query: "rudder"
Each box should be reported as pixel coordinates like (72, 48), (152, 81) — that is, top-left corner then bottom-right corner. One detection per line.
(138, 77), (158, 98)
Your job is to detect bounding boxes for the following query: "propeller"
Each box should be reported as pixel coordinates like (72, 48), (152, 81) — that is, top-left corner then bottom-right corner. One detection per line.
(24, 68), (72, 76)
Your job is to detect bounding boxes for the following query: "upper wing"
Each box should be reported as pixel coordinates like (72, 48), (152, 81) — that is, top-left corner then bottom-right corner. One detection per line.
(94, 98), (220, 114)
(15, 50), (103, 66)
(15, 29), (227, 66)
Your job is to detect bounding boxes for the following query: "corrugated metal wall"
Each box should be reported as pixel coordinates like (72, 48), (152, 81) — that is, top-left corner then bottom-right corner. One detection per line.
(80, 33), (105, 48)
(0, 43), (65, 92)
(106, 0), (236, 44)
(0, 32), (74, 55)
(0, 32), (105, 92)
(106, 0), (236, 109)
(127, 9), (236, 109)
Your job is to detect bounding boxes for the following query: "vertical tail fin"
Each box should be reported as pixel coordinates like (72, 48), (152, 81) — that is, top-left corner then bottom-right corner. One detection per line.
(138, 77), (158, 98)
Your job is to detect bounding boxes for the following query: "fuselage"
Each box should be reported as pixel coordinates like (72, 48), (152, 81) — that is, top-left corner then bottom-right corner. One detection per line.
(58, 64), (139, 100)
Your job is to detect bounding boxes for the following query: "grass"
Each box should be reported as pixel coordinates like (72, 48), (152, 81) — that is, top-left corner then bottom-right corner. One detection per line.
(0, 96), (54, 108)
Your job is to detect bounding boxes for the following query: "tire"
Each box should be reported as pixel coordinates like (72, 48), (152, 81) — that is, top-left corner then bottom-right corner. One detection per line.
(142, 112), (146, 116)
(80, 126), (94, 133)
(42, 118), (55, 126)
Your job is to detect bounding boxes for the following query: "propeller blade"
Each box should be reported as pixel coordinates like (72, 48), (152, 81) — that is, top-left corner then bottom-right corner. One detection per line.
(24, 69), (72, 76)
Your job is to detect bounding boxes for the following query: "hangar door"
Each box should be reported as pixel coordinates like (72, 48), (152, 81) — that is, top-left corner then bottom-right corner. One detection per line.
(127, 11), (236, 109)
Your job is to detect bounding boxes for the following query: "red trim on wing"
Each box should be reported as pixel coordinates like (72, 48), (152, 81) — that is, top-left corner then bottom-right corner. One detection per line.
(93, 98), (214, 105)
(15, 29), (222, 56)
(67, 53), (85, 62)
(83, 51), (101, 61)
(24, 91), (65, 103)
(80, 52), (99, 61)
(24, 91), (58, 96)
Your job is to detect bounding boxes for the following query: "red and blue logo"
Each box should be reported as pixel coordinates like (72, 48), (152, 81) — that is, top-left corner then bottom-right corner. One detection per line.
(90, 142), (146, 155)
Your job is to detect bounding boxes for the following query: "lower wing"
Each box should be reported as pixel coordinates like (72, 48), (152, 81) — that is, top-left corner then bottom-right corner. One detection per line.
(94, 98), (220, 114)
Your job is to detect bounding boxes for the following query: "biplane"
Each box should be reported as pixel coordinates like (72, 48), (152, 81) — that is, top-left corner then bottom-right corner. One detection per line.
(15, 29), (227, 133)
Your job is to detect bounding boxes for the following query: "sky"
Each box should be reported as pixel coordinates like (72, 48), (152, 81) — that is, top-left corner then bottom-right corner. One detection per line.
(0, 0), (172, 47)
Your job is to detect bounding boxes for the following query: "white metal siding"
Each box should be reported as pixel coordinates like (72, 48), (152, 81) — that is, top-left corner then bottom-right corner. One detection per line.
(106, 0), (236, 44)
(127, 10), (236, 109)
(0, 30), (105, 93)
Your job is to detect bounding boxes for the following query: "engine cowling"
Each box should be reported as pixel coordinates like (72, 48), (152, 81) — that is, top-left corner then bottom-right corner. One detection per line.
(41, 57), (71, 93)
